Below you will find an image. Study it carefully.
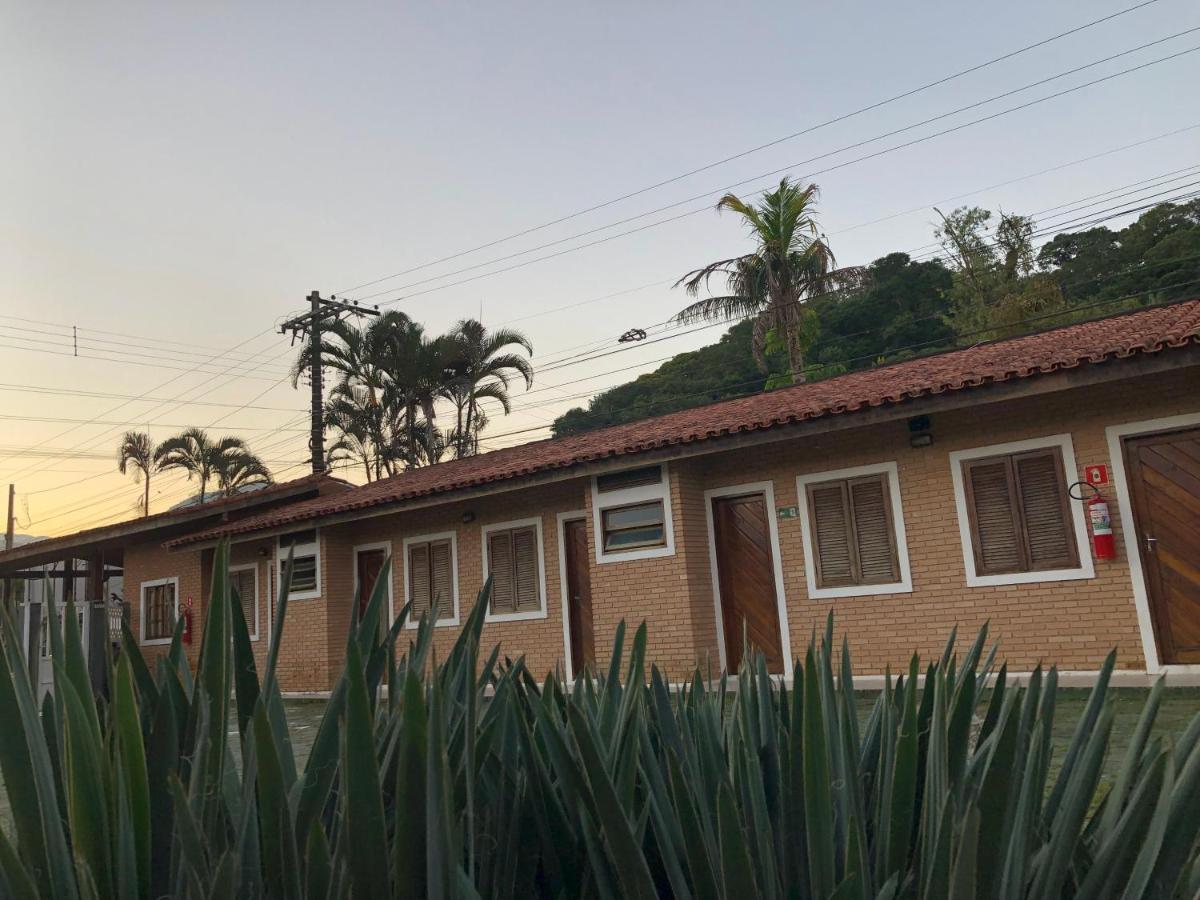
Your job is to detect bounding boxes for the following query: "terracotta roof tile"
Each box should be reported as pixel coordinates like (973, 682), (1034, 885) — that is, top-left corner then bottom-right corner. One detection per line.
(169, 299), (1200, 547)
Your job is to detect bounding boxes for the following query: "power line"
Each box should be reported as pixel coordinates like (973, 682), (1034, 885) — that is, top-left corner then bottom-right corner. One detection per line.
(353, 34), (1200, 307)
(481, 282), (1200, 448)
(0, 382), (303, 413)
(516, 181), (1200, 392)
(335, 0), (1167, 297)
(494, 124), (1200, 361)
(502, 235), (1200, 417)
(0, 332), (293, 482)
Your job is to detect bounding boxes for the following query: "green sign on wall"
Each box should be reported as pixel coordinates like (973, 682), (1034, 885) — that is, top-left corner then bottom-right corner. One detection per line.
(776, 505), (799, 519)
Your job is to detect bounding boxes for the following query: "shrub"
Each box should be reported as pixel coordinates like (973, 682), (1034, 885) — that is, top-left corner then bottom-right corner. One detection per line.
(1, 542), (1199, 898)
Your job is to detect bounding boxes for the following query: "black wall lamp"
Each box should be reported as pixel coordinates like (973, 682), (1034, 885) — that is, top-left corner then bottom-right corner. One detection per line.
(462, 511), (476, 524)
(908, 415), (933, 448)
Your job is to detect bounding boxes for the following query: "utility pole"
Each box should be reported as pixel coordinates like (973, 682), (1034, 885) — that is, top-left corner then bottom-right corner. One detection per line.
(3, 484), (14, 618)
(281, 291), (380, 474)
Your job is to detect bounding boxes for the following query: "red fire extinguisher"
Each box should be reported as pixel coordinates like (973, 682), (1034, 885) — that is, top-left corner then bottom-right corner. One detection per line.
(1071, 480), (1116, 560)
(182, 597), (194, 645)
(1084, 487), (1117, 560)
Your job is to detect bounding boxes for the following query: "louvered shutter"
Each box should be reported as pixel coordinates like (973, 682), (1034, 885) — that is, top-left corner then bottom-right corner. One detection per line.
(232, 569), (256, 636)
(430, 540), (454, 620)
(513, 527), (540, 611)
(808, 482), (855, 588)
(409, 543), (432, 619)
(488, 532), (516, 614)
(1013, 450), (1078, 569)
(850, 476), (899, 584)
(964, 458), (1024, 575)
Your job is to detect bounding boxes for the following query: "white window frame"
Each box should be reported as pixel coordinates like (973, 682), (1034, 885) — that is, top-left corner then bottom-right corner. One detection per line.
(400, 533), (458, 629)
(1106, 411), (1200, 675)
(480, 516), (548, 623)
(590, 462), (676, 564)
(949, 433), (1094, 588)
(277, 529), (321, 601)
(139, 576), (180, 646)
(703, 482), (794, 680)
(795, 461), (914, 600)
(229, 563), (260, 642)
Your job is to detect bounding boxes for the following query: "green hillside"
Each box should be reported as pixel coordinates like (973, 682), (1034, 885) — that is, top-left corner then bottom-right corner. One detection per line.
(552, 200), (1200, 436)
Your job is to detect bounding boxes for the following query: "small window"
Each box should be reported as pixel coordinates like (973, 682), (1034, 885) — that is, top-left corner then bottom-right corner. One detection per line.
(806, 475), (900, 588)
(591, 462), (676, 563)
(230, 565), (258, 640)
(596, 465), (663, 493)
(483, 523), (544, 619)
(141, 578), (178, 643)
(797, 462), (913, 599)
(278, 529), (320, 599)
(407, 537), (456, 623)
(961, 449), (1079, 576)
(601, 501), (666, 551)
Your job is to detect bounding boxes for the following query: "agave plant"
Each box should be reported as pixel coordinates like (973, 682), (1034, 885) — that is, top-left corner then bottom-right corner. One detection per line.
(0, 546), (1198, 898)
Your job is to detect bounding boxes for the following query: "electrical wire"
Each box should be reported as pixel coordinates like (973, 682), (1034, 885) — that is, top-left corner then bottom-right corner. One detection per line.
(352, 36), (1200, 307)
(335, 0), (1167, 297)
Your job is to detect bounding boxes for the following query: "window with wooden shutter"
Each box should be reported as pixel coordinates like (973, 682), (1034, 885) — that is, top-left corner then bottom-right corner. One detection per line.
(407, 537), (456, 622)
(484, 523), (543, 617)
(141, 579), (177, 642)
(805, 473), (900, 589)
(230, 567), (257, 639)
(961, 448), (1079, 576)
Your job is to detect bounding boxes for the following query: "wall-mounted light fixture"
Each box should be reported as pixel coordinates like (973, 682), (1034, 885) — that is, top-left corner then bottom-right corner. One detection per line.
(462, 511), (476, 524)
(908, 414), (933, 448)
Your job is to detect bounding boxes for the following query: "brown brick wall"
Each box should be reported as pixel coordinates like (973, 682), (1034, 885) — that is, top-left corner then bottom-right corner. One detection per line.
(126, 365), (1200, 688)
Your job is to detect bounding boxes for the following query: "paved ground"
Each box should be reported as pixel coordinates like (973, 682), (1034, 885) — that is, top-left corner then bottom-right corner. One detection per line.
(2, 689), (1197, 834)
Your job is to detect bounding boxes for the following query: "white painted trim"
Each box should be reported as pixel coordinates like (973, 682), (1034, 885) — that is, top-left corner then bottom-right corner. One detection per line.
(229, 563), (260, 642)
(794, 461), (914, 600)
(590, 462), (676, 564)
(1106, 411), (1200, 675)
(556, 510), (589, 682)
(481, 516), (549, 622)
(352, 540), (399, 631)
(948, 433), (1095, 587)
(277, 529), (321, 601)
(703, 481), (794, 680)
(139, 576), (180, 646)
(398, 533), (459, 629)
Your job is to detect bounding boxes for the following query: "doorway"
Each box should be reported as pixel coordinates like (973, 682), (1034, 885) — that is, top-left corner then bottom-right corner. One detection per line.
(1122, 426), (1200, 664)
(560, 515), (596, 678)
(354, 543), (391, 627)
(708, 488), (787, 674)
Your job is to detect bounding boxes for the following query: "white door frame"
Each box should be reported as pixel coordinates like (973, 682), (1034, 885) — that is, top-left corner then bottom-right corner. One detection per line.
(1106, 412), (1200, 675)
(703, 481), (793, 679)
(556, 509), (589, 682)
(353, 541), (396, 628)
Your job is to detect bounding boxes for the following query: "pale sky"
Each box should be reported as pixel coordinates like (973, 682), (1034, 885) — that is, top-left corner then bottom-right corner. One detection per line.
(3, 1), (1198, 536)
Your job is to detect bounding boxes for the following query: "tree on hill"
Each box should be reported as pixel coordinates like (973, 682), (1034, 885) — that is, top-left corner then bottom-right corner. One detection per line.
(555, 201), (1200, 437)
(673, 179), (862, 384)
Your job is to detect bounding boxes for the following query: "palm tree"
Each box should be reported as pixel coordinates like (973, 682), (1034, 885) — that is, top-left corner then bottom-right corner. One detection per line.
(117, 431), (158, 516)
(215, 449), (273, 496)
(446, 319), (533, 457)
(673, 179), (863, 384)
(155, 428), (254, 503)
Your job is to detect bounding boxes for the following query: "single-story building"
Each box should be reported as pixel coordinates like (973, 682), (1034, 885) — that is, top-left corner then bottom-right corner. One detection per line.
(0, 473), (349, 698)
(6, 300), (1200, 691)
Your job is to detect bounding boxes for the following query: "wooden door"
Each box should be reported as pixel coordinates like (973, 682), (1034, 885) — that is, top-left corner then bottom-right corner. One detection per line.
(563, 519), (596, 675)
(356, 548), (387, 620)
(711, 493), (785, 673)
(1124, 427), (1200, 664)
